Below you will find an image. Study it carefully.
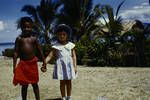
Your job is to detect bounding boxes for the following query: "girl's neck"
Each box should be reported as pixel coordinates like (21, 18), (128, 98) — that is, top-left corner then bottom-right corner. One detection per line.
(58, 41), (68, 45)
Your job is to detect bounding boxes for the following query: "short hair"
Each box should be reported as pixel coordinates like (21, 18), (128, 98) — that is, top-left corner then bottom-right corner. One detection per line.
(19, 17), (33, 29)
(55, 24), (72, 36)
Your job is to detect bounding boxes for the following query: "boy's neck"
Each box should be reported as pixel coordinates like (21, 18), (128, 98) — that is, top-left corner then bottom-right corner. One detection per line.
(21, 31), (32, 38)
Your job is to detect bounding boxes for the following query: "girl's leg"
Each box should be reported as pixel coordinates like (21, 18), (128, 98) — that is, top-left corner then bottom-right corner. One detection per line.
(32, 83), (40, 100)
(60, 80), (66, 97)
(21, 85), (28, 100)
(66, 80), (72, 96)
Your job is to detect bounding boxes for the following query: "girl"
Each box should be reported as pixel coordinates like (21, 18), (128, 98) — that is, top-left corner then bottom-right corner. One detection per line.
(41, 24), (77, 100)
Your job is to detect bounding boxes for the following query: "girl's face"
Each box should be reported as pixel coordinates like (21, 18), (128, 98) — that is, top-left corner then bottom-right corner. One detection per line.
(58, 31), (68, 43)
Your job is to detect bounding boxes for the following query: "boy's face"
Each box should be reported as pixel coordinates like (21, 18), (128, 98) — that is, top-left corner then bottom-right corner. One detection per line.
(22, 22), (32, 33)
(58, 31), (68, 43)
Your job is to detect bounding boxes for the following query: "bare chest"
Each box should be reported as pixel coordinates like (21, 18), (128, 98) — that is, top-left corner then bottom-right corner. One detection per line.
(20, 38), (35, 53)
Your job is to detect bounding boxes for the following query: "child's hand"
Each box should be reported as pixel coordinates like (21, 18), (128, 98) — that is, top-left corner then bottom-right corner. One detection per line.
(74, 67), (77, 74)
(74, 67), (78, 77)
(41, 63), (47, 72)
(41, 66), (47, 72)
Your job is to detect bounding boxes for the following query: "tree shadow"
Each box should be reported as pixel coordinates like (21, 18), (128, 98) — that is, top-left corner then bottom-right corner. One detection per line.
(45, 98), (61, 100)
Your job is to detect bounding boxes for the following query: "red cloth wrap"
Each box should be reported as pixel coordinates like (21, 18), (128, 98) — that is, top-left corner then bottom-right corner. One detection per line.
(13, 57), (39, 85)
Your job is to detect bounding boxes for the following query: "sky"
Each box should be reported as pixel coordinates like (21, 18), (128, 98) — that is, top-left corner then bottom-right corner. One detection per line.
(0, 0), (150, 43)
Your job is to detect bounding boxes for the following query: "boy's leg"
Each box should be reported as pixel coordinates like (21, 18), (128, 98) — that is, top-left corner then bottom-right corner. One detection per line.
(66, 80), (72, 96)
(60, 80), (66, 97)
(32, 83), (40, 100)
(21, 85), (28, 100)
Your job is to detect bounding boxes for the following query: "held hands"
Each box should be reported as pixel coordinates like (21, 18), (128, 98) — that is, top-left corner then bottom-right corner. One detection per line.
(41, 63), (47, 72)
(74, 67), (78, 78)
(74, 67), (77, 74)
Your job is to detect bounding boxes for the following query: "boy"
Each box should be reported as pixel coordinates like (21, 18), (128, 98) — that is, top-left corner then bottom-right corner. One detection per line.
(13, 17), (46, 100)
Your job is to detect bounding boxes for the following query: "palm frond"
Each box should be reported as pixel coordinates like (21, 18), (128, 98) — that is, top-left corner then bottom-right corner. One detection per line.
(21, 5), (36, 16)
(21, 5), (42, 29)
(84, 0), (93, 18)
(21, 0), (62, 43)
(105, 5), (114, 22)
(115, 0), (125, 18)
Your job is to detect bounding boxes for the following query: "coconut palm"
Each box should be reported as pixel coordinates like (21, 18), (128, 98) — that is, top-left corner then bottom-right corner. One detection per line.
(92, 0), (125, 66)
(21, 0), (61, 43)
(57, 0), (103, 42)
(101, 0), (125, 36)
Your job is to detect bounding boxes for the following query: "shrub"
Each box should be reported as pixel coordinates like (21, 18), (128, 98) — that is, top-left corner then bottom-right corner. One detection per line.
(75, 42), (87, 65)
(2, 48), (14, 57)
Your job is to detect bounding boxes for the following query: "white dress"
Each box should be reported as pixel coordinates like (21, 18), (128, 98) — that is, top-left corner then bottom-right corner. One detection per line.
(52, 42), (77, 80)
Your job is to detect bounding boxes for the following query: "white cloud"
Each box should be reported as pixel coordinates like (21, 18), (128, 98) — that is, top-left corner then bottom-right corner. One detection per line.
(141, 2), (149, 6)
(120, 4), (150, 23)
(0, 20), (20, 42)
(133, 2), (149, 9)
(133, 6), (144, 9)
(98, 17), (109, 25)
(0, 21), (5, 31)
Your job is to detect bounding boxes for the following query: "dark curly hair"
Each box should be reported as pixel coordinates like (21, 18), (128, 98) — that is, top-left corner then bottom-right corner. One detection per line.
(55, 24), (72, 36)
(19, 17), (33, 30)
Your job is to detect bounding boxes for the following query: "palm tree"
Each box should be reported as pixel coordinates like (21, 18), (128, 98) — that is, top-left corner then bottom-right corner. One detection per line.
(92, 0), (125, 66)
(101, 0), (125, 37)
(21, 0), (61, 43)
(57, 0), (102, 42)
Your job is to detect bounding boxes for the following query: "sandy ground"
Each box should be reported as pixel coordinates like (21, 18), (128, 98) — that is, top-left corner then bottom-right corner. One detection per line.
(0, 57), (150, 100)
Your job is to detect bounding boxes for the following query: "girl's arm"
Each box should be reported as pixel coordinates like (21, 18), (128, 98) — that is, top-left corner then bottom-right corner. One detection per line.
(41, 49), (54, 72)
(72, 49), (77, 73)
(45, 49), (54, 64)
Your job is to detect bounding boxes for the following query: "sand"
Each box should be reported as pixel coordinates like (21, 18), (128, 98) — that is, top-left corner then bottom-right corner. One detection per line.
(0, 57), (150, 100)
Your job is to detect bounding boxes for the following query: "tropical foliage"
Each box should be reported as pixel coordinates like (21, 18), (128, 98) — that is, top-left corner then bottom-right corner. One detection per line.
(10, 0), (150, 66)
(58, 0), (103, 42)
(20, 0), (61, 43)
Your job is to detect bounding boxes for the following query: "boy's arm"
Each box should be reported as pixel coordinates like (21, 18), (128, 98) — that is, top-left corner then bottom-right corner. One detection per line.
(35, 38), (46, 66)
(72, 49), (77, 73)
(13, 37), (19, 73)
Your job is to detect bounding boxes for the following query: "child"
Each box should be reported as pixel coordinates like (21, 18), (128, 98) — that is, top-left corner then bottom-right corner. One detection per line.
(13, 16), (46, 100)
(41, 24), (77, 100)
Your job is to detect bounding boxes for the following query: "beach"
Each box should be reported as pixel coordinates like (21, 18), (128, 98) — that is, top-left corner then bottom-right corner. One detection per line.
(0, 57), (150, 100)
